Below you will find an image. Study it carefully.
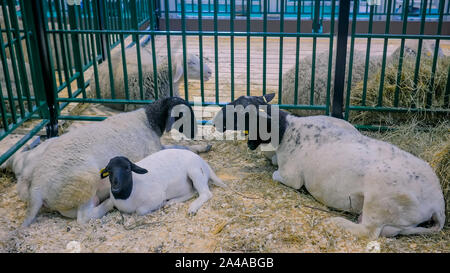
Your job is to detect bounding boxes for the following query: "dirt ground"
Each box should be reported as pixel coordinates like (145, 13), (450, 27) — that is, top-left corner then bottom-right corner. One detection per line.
(0, 116), (449, 253)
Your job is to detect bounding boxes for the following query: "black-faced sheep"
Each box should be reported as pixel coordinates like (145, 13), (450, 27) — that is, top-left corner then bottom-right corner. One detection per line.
(213, 94), (446, 238)
(5, 97), (207, 227)
(94, 150), (226, 218)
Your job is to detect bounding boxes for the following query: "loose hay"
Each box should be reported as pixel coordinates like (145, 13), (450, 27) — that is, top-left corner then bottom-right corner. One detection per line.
(0, 122), (449, 253)
(431, 143), (450, 227)
(281, 49), (382, 116)
(281, 40), (449, 126)
(349, 54), (450, 125)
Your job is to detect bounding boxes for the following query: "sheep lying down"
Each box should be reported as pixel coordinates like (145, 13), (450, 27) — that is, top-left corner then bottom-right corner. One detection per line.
(213, 94), (446, 238)
(273, 115), (445, 238)
(3, 97), (211, 227)
(93, 149), (226, 218)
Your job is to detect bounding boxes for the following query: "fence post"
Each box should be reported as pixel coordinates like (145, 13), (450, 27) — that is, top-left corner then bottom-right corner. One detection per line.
(30, 0), (58, 137)
(68, 4), (86, 98)
(331, 0), (351, 119)
(96, 0), (107, 61)
(313, 0), (322, 33)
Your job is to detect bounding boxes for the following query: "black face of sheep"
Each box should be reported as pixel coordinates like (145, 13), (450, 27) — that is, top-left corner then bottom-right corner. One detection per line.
(146, 97), (198, 139)
(212, 93), (275, 133)
(100, 156), (148, 200)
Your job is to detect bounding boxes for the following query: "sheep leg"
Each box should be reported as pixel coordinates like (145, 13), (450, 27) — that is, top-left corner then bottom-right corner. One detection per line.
(398, 226), (440, 236)
(166, 191), (196, 206)
(136, 200), (167, 216)
(77, 197), (114, 224)
(272, 170), (284, 183)
(187, 169), (212, 215)
(271, 155), (278, 166)
(163, 144), (212, 154)
(22, 190), (44, 227)
(326, 216), (381, 239)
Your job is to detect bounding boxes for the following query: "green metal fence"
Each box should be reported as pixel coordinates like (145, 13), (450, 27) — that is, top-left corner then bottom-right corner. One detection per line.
(0, 0), (449, 165)
(0, 0), (151, 164)
(0, 0), (49, 163)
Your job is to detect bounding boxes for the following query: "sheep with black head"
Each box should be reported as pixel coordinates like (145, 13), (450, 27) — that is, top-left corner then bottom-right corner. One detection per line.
(94, 149), (226, 217)
(5, 97), (209, 227)
(212, 94), (445, 238)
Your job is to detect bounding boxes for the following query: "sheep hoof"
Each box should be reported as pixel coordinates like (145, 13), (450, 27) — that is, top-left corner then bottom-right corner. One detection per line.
(21, 218), (34, 228)
(325, 216), (375, 238)
(272, 171), (284, 183)
(204, 144), (212, 153)
(187, 210), (197, 217)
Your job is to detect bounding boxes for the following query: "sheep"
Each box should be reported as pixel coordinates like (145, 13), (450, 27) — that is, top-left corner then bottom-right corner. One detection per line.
(6, 97), (208, 227)
(89, 48), (212, 111)
(216, 93), (357, 165)
(4, 137), (57, 202)
(281, 40), (443, 116)
(212, 94), (445, 238)
(93, 149), (226, 218)
(0, 58), (34, 118)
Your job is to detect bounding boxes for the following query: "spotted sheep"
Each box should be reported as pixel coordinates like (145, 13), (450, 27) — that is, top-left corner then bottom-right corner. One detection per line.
(213, 94), (445, 238)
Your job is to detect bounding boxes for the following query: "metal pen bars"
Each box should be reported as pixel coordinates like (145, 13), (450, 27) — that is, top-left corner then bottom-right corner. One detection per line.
(0, 0), (449, 166)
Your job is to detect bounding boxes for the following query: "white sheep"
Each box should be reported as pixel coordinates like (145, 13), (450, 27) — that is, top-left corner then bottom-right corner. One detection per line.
(5, 97), (207, 227)
(89, 48), (212, 111)
(4, 137), (56, 201)
(213, 94), (445, 238)
(91, 149), (226, 218)
(1, 59), (34, 111)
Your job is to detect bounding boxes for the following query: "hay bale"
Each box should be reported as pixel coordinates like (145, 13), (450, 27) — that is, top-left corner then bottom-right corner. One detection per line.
(431, 142), (450, 227)
(281, 49), (382, 116)
(349, 46), (449, 125)
(281, 40), (446, 119)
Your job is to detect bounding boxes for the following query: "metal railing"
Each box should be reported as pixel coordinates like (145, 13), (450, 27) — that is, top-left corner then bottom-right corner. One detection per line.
(0, 0), (151, 164)
(0, 0), (449, 165)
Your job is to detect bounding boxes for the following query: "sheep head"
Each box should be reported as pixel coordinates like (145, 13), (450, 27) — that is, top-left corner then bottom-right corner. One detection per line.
(172, 53), (212, 83)
(100, 156), (148, 200)
(145, 97), (198, 139)
(212, 93), (275, 133)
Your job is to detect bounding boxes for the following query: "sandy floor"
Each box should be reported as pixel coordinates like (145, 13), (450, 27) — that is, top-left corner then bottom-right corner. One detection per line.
(0, 123), (449, 253)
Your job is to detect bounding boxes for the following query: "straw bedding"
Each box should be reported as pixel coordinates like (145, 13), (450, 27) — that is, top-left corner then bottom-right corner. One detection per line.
(0, 121), (449, 253)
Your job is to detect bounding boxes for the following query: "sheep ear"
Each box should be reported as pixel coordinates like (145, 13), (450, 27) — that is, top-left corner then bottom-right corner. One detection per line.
(262, 93), (275, 103)
(172, 58), (184, 83)
(131, 163), (148, 174)
(165, 114), (175, 132)
(100, 168), (110, 179)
